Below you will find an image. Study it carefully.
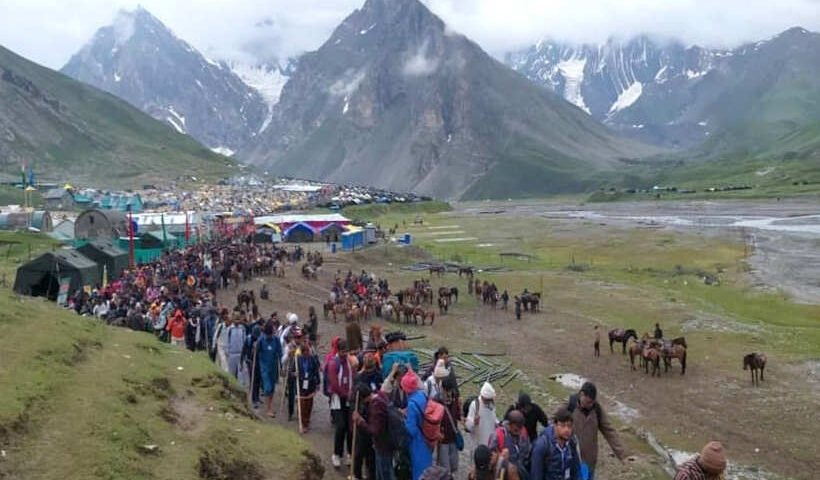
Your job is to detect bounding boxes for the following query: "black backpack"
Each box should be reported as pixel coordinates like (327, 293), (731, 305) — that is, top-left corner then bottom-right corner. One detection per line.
(462, 395), (477, 422)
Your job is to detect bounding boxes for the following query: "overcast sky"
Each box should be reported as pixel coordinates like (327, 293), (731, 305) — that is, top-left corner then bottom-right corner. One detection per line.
(1, 0), (819, 69)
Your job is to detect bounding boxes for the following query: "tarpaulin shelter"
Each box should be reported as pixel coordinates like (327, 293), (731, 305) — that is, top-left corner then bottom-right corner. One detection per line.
(77, 240), (128, 285)
(14, 249), (99, 300)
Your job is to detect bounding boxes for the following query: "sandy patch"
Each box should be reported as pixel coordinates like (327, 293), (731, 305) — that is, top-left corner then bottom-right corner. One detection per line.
(549, 373), (587, 390)
(434, 237), (479, 243)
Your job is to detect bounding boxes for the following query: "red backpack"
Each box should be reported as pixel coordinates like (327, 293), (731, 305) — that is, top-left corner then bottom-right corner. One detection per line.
(420, 399), (445, 447)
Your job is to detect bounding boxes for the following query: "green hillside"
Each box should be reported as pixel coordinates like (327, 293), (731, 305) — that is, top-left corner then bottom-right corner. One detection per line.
(0, 233), (312, 479)
(0, 46), (237, 188)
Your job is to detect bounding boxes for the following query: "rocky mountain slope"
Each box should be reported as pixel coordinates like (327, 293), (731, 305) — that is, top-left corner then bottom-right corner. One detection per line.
(61, 7), (268, 154)
(239, 0), (656, 200)
(0, 44), (235, 186)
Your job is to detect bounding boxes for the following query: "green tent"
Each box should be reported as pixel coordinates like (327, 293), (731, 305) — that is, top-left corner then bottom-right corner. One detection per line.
(14, 249), (99, 300)
(77, 240), (128, 285)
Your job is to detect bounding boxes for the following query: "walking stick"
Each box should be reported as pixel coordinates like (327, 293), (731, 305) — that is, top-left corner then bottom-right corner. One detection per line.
(295, 349), (304, 433)
(278, 352), (292, 418)
(247, 341), (258, 409)
(348, 391), (361, 480)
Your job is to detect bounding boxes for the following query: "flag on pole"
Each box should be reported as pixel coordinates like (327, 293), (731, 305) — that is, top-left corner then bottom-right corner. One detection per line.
(27, 167), (35, 188)
(102, 264), (108, 288)
(20, 162), (26, 187)
(161, 213), (168, 246)
(184, 212), (191, 243)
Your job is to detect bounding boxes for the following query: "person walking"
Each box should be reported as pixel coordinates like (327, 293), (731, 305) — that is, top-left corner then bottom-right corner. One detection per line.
(505, 393), (549, 440)
(514, 296), (522, 320)
(167, 309), (186, 347)
(465, 382), (498, 448)
(501, 290), (509, 310)
(352, 382), (377, 480)
(352, 381), (395, 480)
(284, 327), (305, 421)
(424, 359), (449, 400)
(328, 339), (354, 469)
(488, 410), (531, 479)
(256, 321), (282, 417)
(225, 313), (247, 380)
(305, 306), (319, 345)
(294, 340), (320, 432)
(530, 408), (581, 480)
(436, 375), (461, 476)
(567, 382), (627, 480)
(674, 442), (727, 480)
(404, 370), (433, 480)
(594, 326), (601, 358)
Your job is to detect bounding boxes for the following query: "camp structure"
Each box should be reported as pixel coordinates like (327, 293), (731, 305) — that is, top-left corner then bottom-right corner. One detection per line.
(341, 226), (365, 251)
(253, 214), (351, 243)
(253, 223), (282, 243)
(0, 210), (52, 232)
(74, 209), (129, 241)
(77, 240), (128, 285)
(14, 249), (100, 300)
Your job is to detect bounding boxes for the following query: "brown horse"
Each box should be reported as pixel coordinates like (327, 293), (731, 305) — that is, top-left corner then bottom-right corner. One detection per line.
(429, 265), (445, 277)
(609, 329), (638, 354)
(743, 352), (767, 387)
(628, 340), (645, 371)
(642, 345), (662, 377)
(662, 344), (687, 375)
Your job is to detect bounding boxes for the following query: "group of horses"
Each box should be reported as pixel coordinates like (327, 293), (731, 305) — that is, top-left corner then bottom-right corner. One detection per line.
(321, 278), (446, 326)
(609, 329), (768, 386)
(609, 329), (688, 377)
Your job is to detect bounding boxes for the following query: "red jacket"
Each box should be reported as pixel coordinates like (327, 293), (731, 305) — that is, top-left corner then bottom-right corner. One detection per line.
(167, 315), (186, 339)
(327, 354), (353, 401)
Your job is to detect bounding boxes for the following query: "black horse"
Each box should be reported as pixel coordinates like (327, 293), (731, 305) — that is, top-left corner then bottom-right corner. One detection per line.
(449, 287), (459, 303)
(743, 352), (767, 387)
(609, 328), (638, 354)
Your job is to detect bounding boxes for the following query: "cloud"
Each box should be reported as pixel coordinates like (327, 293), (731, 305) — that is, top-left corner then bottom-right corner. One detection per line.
(403, 41), (439, 77)
(329, 69), (366, 97)
(1, 0), (819, 70)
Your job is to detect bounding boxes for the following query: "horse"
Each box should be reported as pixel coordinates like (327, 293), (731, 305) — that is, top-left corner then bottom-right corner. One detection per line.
(449, 287), (458, 303)
(743, 352), (767, 387)
(429, 265), (445, 277)
(609, 328), (638, 354)
(642, 345), (662, 377)
(662, 344), (687, 375)
(628, 340), (645, 371)
(671, 336), (688, 349)
(520, 292), (541, 312)
(438, 296), (448, 315)
(458, 266), (474, 278)
(323, 300), (334, 321)
(438, 287), (450, 301)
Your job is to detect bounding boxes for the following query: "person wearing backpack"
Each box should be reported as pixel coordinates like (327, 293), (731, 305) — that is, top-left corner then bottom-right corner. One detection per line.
(352, 382), (377, 480)
(329, 339), (354, 468)
(352, 382), (396, 480)
(465, 382), (499, 448)
(468, 444), (520, 480)
(505, 393), (549, 440)
(488, 410), (531, 479)
(402, 370), (434, 480)
(567, 382), (626, 480)
(436, 375), (462, 476)
(529, 407), (581, 480)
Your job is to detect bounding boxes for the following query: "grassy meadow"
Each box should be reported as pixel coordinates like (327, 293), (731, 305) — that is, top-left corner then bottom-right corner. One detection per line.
(0, 233), (313, 479)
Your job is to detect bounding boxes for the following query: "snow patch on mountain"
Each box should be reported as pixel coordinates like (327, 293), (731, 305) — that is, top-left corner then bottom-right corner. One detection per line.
(360, 23), (377, 35)
(230, 63), (289, 107)
(167, 106), (186, 127)
(112, 10), (137, 46)
(167, 117), (184, 134)
(609, 82), (643, 114)
(557, 57), (590, 114)
(210, 146), (235, 157)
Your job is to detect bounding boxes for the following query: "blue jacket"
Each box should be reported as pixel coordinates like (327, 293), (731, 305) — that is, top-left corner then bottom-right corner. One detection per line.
(530, 426), (580, 480)
(257, 334), (282, 379)
(405, 390), (433, 480)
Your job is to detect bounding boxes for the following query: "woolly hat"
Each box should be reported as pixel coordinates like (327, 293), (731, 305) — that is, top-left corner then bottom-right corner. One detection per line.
(698, 441), (727, 474)
(287, 313), (299, 324)
(400, 370), (420, 394)
(480, 382), (496, 400)
(433, 359), (449, 379)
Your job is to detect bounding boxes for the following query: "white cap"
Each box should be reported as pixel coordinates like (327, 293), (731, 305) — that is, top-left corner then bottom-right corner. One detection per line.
(480, 382), (496, 400)
(288, 313), (299, 324)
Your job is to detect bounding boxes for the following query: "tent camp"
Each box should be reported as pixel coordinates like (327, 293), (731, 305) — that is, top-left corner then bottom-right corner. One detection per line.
(14, 249), (100, 300)
(77, 240), (128, 285)
(74, 209), (129, 240)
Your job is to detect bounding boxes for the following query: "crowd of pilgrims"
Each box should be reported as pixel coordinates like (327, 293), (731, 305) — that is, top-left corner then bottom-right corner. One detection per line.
(60, 233), (727, 480)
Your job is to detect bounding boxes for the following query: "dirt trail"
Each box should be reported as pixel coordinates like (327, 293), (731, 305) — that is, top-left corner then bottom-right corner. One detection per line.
(218, 249), (817, 480)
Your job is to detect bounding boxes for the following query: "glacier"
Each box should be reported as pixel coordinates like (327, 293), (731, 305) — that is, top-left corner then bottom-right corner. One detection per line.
(557, 57), (590, 114)
(608, 82), (643, 115)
